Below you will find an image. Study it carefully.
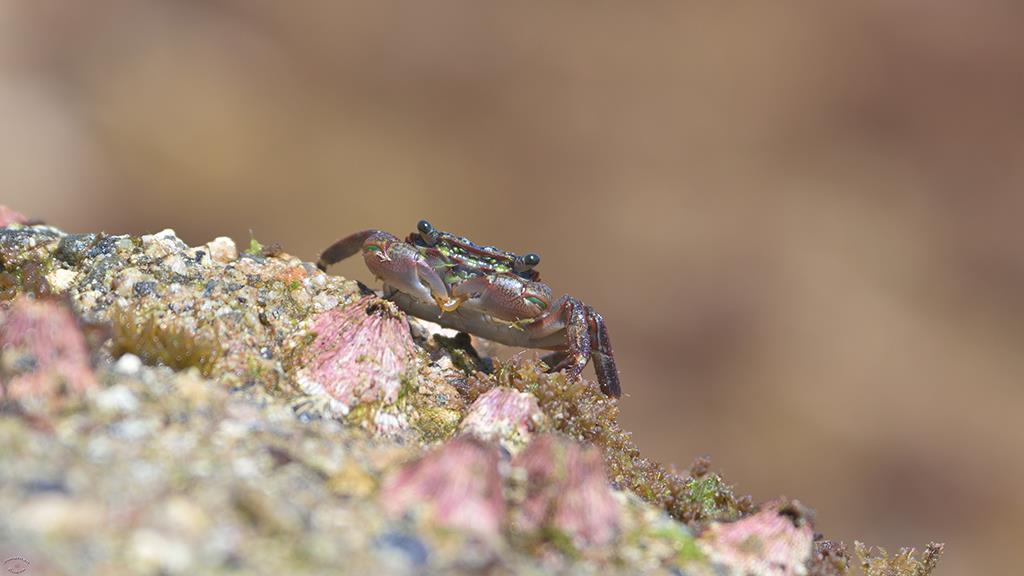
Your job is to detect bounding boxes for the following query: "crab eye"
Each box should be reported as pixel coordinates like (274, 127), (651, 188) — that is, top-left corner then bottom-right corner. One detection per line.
(417, 220), (439, 245)
(514, 252), (540, 273)
(525, 296), (547, 310)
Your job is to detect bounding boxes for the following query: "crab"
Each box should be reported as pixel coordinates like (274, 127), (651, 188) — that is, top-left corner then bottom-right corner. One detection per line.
(316, 220), (621, 397)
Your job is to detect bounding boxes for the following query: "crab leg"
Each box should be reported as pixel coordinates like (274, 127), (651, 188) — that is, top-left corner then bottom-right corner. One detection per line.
(525, 296), (621, 397)
(447, 275), (551, 319)
(539, 350), (572, 372)
(583, 305), (620, 397)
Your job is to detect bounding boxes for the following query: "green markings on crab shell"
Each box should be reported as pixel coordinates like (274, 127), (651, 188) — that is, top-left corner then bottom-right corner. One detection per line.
(525, 296), (547, 310)
(436, 242), (513, 274)
(365, 244), (383, 254)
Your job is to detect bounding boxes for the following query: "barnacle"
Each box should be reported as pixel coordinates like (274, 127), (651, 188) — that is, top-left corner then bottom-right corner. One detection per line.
(510, 433), (620, 548)
(379, 436), (506, 543)
(292, 297), (418, 423)
(698, 500), (815, 575)
(458, 386), (547, 453)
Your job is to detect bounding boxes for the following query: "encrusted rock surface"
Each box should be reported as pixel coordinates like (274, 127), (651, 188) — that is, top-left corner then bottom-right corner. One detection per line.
(0, 210), (943, 576)
(0, 298), (97, 407)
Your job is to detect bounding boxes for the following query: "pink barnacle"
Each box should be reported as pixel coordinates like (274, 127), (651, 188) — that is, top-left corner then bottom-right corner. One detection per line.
(458, 386), (545, 453)
(379, 436), (506, 543)
(512, 433), (620, 548)
(0, 205), (28, 228)
(296, 297), (417, 415)
(0, 296), (97, 403)
(698, 500), (815, 575)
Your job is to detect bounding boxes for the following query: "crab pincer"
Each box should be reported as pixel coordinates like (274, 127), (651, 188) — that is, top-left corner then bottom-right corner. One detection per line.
(318, 230), (458, 312)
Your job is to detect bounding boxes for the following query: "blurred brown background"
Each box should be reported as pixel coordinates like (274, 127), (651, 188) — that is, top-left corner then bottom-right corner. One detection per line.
(4, 2), (1023, 573)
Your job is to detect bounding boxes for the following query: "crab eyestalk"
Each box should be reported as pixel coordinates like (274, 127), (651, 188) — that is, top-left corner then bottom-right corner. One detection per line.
(416, 219), (440, 246)
(514, 252), (541, 274)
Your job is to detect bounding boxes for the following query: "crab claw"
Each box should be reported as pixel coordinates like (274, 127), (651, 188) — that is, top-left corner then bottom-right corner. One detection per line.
(436, 295), (463, 313)
(353, 232), (456, 314)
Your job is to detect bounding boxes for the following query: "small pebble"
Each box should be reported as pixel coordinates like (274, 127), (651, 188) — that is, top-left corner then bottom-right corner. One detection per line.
(95, 384), (140, 414)
(113, 353), (143, 375)
(205, 236), (238, 264)
(141, 229), (186, 258)
(130, 529), (194, 574)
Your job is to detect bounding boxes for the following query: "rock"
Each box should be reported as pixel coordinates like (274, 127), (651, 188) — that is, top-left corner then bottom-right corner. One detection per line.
(0, 226), (61, 268)
(113, 353), (143, 375)
(0, 219), (943, 575)
(164, 254), (189, 276)
(14, 496), (105, 536)
(0, 297), (97, 406)
(375, 531), (429, 568)
(94, 383), (140, 415)
(141, 228), (187, 258)
(205, 236), (238, 264)
(55, 233), (99, 265)
(112, 267), (152, 298)
(130, 529), (194, 574)
(0, 205), (28, 227)
(44, 268), (78, 292)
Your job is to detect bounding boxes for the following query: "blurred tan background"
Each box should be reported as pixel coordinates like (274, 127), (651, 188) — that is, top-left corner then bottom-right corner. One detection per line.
(4, 2), (1023, 573)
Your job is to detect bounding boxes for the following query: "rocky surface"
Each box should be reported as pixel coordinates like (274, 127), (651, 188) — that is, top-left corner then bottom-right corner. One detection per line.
(0, 212), (942, 575)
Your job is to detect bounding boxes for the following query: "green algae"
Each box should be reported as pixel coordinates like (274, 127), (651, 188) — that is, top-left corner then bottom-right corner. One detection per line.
(412, 404), (462, 442)
(855, 541), (944, 576)
(650, 524), (704, 565)
(110, 306), (223, 377)
(468, 360), (752, 527)
(246, 236), (265, 256)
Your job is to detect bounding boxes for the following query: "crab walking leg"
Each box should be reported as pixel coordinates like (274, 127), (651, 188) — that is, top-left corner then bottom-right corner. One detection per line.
(524, 296), (588, 375)
(317, 229), (381, 270)
(524, 296), (620, 397)
(539, 350), (571, 372)
(584, 305), (621, 397)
